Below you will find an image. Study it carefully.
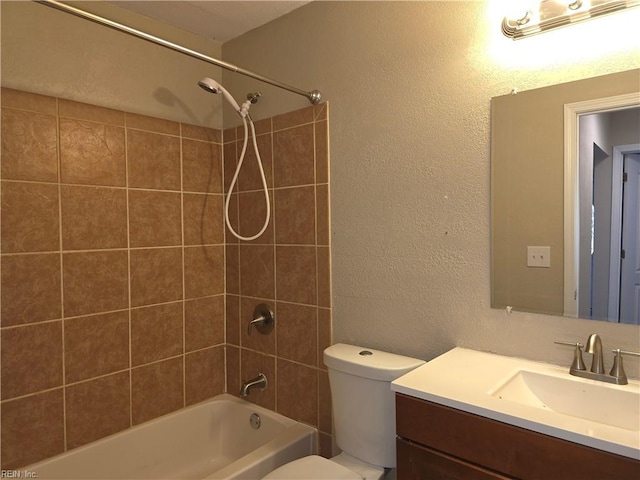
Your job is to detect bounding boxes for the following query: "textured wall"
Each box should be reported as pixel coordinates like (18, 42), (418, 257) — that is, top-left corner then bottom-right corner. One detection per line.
(222, 1), (640, 375)
(1, 1), (224, 129)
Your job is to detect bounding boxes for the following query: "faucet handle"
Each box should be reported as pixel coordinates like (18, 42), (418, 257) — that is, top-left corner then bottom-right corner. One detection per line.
(612, 349), (640, 357)
(610, 349), (640, 385)
(554, 341), (586, 371)
(247, 303), (275, 336)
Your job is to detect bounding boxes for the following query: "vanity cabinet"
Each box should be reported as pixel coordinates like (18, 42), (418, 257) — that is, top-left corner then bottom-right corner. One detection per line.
(395, 393), (640, 480)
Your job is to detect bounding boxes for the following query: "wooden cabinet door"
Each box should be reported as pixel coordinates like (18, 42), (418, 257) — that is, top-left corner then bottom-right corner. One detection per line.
(397, 438), (515, 480)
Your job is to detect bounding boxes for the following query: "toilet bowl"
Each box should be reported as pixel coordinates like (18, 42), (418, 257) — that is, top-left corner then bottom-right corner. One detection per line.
(261, 453), (376, 480)
(262, 344), (425, 480)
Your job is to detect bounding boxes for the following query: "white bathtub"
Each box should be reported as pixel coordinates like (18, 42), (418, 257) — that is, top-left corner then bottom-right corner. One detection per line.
(26, 394), (317, 480)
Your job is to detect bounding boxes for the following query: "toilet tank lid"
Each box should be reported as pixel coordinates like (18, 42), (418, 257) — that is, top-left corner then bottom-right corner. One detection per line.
(324, 344), (425, 381)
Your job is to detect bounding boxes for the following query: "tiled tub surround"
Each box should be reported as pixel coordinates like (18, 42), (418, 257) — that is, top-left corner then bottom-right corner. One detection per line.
(224, 104), (333, 458)
(0, 88), (226, 469)
(0, 87), (332, 469)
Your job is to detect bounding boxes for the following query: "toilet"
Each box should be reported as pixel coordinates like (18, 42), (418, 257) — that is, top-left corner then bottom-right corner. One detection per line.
(262, 343), (425, 480)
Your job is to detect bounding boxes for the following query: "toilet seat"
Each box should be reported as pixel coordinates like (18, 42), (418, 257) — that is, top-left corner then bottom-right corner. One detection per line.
(261, 455), (361, 480)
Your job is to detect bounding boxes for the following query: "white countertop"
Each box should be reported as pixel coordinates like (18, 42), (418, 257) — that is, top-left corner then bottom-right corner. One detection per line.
(391, 347), (640, 460)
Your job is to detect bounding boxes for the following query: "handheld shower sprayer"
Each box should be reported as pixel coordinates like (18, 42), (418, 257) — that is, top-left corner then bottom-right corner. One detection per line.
(198, 78), (270, 241)
(198, 77), (241, 112)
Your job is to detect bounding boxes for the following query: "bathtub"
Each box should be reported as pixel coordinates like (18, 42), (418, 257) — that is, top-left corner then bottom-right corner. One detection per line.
(26, 394), (317, 480)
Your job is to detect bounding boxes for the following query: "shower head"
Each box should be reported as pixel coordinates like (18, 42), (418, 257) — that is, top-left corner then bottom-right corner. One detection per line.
(198, 77), (241, 112)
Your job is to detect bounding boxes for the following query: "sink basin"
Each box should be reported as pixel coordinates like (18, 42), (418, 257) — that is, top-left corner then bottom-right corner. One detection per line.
(391, 347), (640, 460)
(491, 370), (640, 431)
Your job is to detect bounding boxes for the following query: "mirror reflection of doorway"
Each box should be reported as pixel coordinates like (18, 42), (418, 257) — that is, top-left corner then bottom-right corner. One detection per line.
(618, 152), (640, 324)
(578, 108), (640, 324)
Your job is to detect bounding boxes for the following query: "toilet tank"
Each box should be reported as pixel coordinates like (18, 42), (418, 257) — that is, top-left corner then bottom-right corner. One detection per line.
(324, 344), (425, 468)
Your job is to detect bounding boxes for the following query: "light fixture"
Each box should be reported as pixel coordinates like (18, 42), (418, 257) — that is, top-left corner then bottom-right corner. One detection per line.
(502, 0), (640, 39)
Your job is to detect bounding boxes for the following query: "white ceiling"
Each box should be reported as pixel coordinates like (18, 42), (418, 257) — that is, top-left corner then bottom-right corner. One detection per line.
(106, 1), (312, 43)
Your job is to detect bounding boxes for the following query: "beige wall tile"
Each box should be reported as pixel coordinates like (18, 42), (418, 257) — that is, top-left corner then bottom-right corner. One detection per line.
(131, 357), (184, 425)
(239, 245), (275, 299)
(59, 99), (124, 126)
(250, 118), (272, 136)
(128, 190), (182, 247)
(130, 248), (183, 307)
(59, 118), (126, 186)
(63, 250), (129, 317)
(274, 186), (315, 245)
(318, 308), (332, 368)
(237, 134), (273, 192)
(237, 190), (274, 243)
(273, 105), (314, 132)
(1, 253), (61, 327)
(184, 246), (224, 299)
(182, 139), (222, 193)
(316, 184), (330, 246)
(223, 127), (236, 143)
(185, 295), (224, 352)
(1, 87), (57, 115)
(127, 129), (181, 190)
(225, 244), (240, 294)
(317, 246), (332, 308)
(226, 346), (240, 397)
(61, 185), (128, 250)
(1, 181), (60, 253)
(181, 123), (222, 143)
(318, 432), (333, 459)
(0, 390), (64, 469)
(319, 370), (332, 434)
(276, 302), (317, 366)
(273, 124), (315, 187)
(314, 103), (328, 122)
(223, 141), (238, 193)
(225, 193), (240, 244)
(275, 246), (317, 305)
(225, 295), (240, 346)
(276, 359), (318, 426)
(315, 120), (329, 184)
(0, 88), (330, 468)
(1, 108), (58, 182)
(183, 193), (223, 246)
(65, 372), (130, 449)
(1, 321), (63, 399)
(131, 302), (183, 366)
(125, 112), (180, 136)
(185, 346), (224, 405)
(64, 311), (129, 383)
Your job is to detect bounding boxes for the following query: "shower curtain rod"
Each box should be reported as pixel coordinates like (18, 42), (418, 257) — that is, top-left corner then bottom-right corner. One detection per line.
(34, 0), (322, 105)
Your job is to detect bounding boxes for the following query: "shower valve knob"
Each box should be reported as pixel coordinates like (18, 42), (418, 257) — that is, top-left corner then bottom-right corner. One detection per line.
(248, 304), (275, 336)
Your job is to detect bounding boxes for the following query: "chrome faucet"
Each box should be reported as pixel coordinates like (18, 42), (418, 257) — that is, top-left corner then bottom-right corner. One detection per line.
(240, 373), (268, 397)
(585, 333), (604, 374)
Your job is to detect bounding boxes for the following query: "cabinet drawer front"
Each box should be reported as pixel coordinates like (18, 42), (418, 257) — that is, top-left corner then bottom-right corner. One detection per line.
(396, 393), (640, 480)
(397, 437), (514, 480)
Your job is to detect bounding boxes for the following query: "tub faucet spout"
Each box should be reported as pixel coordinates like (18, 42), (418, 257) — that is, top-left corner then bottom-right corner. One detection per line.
(240, 373), (268, 397)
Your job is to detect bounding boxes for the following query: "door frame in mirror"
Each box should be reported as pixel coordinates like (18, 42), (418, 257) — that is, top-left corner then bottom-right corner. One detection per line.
(563, 93), (640, 318)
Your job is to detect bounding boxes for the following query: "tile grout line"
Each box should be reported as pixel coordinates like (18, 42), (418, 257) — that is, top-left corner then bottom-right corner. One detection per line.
(56, 96), (69, 453)
(179, 122), (187, 409)
(124, 119), (133, 429)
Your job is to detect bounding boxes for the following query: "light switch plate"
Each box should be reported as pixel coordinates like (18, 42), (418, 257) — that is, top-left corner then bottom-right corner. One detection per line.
(527, 246), (551, 268)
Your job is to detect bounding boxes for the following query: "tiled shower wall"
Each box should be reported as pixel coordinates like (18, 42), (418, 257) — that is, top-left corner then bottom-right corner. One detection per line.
(0, 88), (225, 469)
(0, 87), (332, 469)
(224, 104), (333, 457)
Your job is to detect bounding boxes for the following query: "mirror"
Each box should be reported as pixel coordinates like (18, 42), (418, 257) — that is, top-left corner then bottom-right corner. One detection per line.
(491, 68), (640, 323)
